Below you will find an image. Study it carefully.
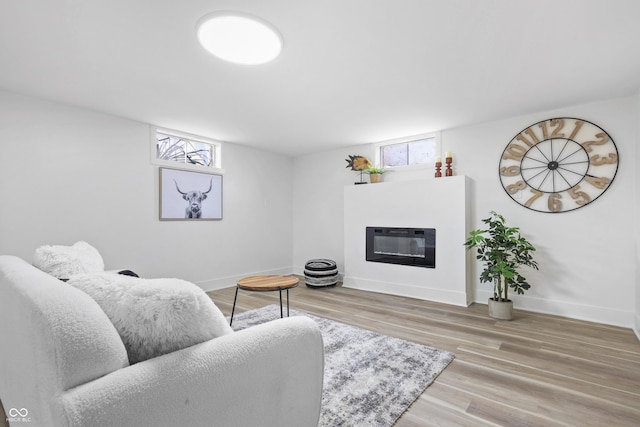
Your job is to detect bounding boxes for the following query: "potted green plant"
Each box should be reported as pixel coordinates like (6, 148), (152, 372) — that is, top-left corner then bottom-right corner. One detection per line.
(363, 166), (387, 183)
(464, 211), (539, 320)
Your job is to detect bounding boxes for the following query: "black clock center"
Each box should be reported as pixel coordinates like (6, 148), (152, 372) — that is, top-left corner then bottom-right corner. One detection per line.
(548, 161), (559, 170)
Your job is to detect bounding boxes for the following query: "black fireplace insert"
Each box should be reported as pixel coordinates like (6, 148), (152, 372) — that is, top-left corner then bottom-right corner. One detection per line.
(366, 227), (436, 268)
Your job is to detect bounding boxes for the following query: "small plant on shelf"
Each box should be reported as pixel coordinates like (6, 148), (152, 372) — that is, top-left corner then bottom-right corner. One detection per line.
(363, 166), (387, 174)
(363, 166), (388, 183)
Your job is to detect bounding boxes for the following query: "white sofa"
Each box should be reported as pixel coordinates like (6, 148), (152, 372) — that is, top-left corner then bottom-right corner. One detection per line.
(0, 255), (324, 427)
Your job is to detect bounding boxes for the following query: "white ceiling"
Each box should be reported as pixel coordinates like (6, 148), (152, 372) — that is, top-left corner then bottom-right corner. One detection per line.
(1, 0), (639, 157)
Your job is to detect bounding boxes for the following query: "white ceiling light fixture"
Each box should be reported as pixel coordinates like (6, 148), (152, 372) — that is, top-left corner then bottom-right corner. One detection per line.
(196, 11), (283, 65)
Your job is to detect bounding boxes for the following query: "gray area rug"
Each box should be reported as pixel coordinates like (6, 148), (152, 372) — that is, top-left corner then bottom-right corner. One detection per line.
(230, 304), (455, 426)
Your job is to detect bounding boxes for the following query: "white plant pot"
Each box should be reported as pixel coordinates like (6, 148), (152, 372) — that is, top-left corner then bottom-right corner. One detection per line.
(488, 298), (513, 320)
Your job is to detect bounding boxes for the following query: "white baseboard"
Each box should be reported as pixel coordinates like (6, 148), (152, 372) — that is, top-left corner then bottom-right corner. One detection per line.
(198, 268), (639, 337)
(475, 289), (634, 328)
(196, 266), (295, 292)
(343, 275), (469, 307)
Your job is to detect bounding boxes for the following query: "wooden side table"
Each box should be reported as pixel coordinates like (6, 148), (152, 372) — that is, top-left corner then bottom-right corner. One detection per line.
(229, 275), (299, 326)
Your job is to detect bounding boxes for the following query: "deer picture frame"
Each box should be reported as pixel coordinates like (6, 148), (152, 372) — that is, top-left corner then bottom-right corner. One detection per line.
(159, 167), (223, 220)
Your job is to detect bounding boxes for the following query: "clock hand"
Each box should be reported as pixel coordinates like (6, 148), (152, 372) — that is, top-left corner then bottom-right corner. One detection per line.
(553, 168), (574, 190)
(557, 147), (587, 164)
(554, 139), (571, 163)
(525, 157), (549, 166)
(533, 141), (552, 162)
(556, 166), (588, 177)
(558, 160), (589, 166)
(534, 169), (553, 190)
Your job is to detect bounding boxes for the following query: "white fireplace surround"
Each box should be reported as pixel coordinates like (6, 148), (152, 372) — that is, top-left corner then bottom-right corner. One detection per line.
(343, 176), (470, 306)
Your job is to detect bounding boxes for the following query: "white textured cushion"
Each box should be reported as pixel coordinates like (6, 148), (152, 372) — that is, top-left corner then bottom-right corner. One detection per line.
(67, 273), (233, 363)
(33, 241), (105, 279)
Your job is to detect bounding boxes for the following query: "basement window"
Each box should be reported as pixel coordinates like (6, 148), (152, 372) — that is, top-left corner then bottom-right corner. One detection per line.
(151, 127), (222, 171)
(374, 133), (440, 168)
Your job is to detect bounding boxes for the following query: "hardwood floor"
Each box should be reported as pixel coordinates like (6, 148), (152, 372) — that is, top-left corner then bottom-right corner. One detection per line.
(0, 400), (6, 427)
(208, 281), (640, 427)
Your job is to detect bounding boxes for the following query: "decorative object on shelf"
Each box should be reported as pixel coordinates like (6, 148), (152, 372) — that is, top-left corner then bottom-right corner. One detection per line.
(435, 156), (442, 178)
(464, 211), (539, 320)
(345, 155), (372, 185)
(499, 118), (618, 213)
(445, 151), (453, 176)
(363, 166), (387, 183)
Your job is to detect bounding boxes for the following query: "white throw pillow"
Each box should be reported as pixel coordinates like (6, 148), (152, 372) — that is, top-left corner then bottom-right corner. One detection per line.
(33, 241), (105, 279)
(67, 272), (234, 363)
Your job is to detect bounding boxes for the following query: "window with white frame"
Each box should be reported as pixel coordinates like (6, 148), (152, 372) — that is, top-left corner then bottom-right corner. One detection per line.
(374, 133), (440, 168)
(151, 127), (222, 171)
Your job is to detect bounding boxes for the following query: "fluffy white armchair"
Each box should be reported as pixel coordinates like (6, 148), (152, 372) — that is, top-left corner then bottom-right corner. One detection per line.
(0, 255), (324, 426)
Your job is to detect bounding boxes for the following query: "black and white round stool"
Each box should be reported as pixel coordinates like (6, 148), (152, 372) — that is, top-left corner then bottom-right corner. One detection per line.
(304, 259), (338, 288)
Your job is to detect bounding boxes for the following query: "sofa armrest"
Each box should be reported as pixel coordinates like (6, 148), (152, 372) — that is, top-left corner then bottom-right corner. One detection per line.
(55, 316), (324, 427)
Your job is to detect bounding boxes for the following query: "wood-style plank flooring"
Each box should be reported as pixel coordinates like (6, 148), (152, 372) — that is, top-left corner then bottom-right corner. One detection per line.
(208, 281), (640, 427)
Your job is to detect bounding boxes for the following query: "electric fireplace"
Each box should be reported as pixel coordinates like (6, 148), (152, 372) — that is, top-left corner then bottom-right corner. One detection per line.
(366, 227), (436, 268)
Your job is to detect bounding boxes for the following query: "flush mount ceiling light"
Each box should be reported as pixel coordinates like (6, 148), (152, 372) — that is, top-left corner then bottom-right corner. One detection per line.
(196, 12), (283, 65)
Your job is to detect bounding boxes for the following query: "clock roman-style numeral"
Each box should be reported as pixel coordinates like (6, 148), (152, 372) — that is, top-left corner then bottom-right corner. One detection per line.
(502, 143), (528, 161)
(548, 193), (562, 212)
(506, 180), (527, 194)
(582, 133), (609, 152)
(538, 122), (549, 140)
(550, 119), (565, 138)
(524, 189), (543, 207)
(584, 176), (611, 189)
(500, 165), (520, 176)
(568, 119), (584, 141)
(517, 128), (539, 147)
(590, 152), (617, 166)
(568, 185), (590, 205)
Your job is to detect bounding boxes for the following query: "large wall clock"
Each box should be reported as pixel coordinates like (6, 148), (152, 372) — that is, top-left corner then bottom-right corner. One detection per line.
(499, 117), (618, 213)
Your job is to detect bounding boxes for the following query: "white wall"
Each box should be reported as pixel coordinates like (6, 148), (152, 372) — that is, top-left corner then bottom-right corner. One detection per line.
(456, 97), (636, 327)
(635, 90), (640, 340)
(292, 147), (363, 275)
(293, 95), (638, 328)
(0, 91), (294, 290)
(2, 89), (636, 329)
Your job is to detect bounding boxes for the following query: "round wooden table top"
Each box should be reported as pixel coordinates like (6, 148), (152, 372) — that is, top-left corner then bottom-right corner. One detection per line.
(236, 275), (299, 291)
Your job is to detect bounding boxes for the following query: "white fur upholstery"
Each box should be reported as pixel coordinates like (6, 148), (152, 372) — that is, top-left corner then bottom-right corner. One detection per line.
(67, 273), (233, 363)
(33, 241), (105, 279)
(0, 256), (129, 426)
(0, 255), (324, 427)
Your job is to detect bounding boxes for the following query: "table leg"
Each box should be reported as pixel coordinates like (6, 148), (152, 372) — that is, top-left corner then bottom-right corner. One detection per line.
(279, 288), (284, 318)
(287, 288), (290, 316)
(230, 287), (239, 326)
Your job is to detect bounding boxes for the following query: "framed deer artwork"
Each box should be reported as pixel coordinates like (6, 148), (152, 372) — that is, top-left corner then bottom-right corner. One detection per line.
(159, 167), (223, 220)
